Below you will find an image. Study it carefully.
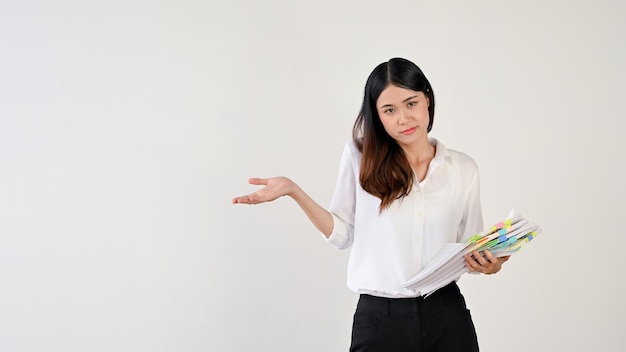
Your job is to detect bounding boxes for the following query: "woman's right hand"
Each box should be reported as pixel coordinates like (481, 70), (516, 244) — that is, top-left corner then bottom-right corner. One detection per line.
(232, 176), (333, 237)
(231, 177), (298, 205)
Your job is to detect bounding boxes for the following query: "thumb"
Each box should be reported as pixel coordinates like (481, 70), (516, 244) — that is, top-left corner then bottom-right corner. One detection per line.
(248, 177), (268, 185)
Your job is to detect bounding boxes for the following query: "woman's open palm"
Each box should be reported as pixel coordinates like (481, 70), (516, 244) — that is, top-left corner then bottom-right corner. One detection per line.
(232, 177), (296, 205)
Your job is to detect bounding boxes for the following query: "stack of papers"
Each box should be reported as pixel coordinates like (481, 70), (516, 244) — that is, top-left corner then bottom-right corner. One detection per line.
(403, 211), (542, 297)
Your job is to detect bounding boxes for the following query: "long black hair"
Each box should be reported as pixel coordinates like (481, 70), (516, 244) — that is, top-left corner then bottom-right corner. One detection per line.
(352, 58), (436, 211)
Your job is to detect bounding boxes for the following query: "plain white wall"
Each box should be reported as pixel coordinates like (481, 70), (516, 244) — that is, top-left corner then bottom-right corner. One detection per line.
(1, 0), (625, 351)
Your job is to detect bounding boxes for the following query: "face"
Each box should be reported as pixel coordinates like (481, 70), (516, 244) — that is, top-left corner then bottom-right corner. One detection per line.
(376, 84), (430, 147)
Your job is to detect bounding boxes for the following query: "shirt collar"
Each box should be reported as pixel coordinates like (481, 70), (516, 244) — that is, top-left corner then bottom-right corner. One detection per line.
(429, 137), (452, 161)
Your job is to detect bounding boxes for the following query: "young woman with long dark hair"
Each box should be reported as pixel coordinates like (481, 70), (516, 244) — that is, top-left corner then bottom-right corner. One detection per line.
(232, 57), (509, 351)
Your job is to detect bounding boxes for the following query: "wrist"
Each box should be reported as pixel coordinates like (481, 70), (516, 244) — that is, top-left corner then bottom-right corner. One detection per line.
(288, 183), (304, 200)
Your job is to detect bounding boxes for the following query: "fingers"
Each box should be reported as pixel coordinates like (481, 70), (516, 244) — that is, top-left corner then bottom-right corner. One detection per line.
(464, 253), (483, 273)
(232, 193), (262, 204)
(232, 178), (267, 205)
(465, 251), (503, 275)
(482, 250), (498, 263)
(232, 195), (251, 204)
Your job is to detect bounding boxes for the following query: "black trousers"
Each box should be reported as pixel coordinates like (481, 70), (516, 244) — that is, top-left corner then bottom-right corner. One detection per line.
(349, 282), (479, 352)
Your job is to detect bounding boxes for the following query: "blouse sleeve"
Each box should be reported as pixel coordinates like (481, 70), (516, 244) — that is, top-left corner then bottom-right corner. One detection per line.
(324, 142), (357, 250)
(457, 159), (485, 243)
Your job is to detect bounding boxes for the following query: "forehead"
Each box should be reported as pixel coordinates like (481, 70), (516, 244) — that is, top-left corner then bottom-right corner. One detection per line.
(377, 85), (424, 107)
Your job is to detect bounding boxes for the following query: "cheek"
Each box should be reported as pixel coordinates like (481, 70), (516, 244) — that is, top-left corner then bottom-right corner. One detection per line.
(420, 108), (431, 121)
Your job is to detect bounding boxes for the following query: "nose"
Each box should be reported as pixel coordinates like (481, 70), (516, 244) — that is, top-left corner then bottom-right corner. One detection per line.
(397, 109), (409, 124)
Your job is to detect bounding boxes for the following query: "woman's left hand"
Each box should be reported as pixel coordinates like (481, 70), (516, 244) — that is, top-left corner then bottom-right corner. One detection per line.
(464, 250), (510, 275)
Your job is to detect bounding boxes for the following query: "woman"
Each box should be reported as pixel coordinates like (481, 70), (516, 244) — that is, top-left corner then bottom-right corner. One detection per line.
(232, 58), (509, 351)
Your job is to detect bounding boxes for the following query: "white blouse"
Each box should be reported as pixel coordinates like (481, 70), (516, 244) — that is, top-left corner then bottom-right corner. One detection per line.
(325, 138), (484, 298)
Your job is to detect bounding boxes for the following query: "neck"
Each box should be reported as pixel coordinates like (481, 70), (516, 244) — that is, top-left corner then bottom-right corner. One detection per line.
(401, 139), (435, 165)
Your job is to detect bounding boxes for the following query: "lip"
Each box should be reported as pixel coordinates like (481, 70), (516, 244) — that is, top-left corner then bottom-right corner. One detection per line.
(401, 127), (417, 135)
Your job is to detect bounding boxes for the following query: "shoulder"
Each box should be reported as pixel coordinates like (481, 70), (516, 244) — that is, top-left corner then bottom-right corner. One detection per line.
(432, 138), (479, 174)
(342, 140), (362, 160)
(452, 150), (479, 172)
(334, 140), (362, 172)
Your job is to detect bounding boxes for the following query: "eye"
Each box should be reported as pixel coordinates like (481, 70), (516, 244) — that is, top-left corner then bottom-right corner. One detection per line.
(407, 101), (417, 108)
(383, 108), (395, 114)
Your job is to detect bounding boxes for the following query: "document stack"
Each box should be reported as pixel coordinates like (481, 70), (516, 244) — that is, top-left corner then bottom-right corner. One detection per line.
(403, 211), (542, 297)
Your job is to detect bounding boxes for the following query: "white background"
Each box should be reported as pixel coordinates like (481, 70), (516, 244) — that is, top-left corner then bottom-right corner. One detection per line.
(1, 0), (625, 351)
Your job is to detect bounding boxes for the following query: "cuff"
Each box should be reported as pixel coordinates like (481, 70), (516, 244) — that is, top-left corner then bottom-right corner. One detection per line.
(322, 213), (350, 249)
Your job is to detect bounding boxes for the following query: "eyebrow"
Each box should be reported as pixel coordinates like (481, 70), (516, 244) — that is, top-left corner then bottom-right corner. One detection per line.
(379, 95), (420, 109)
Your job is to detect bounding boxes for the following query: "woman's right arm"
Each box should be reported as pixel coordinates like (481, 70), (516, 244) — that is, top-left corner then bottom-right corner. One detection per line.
(232, 177), (334, 238)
